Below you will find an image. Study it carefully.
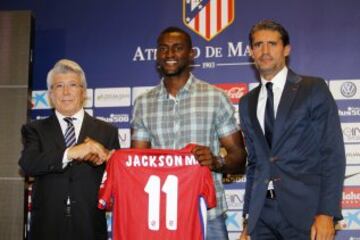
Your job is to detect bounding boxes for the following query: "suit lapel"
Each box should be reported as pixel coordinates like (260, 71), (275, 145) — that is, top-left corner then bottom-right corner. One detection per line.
(78, 112), (94, 143)
(45, 114), (66, 149)
(248, 86), (269, 148)
(272, 70), (302, 150)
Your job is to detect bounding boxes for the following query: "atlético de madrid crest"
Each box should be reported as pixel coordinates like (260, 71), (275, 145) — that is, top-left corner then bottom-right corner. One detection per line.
(183, 0), (235, 41)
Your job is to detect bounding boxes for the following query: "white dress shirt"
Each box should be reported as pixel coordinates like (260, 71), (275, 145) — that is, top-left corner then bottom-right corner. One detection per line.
(256, 67), (288, 134)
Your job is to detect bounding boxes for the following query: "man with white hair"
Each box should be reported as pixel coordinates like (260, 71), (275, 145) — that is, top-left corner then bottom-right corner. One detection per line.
(19, 59), (120, 240)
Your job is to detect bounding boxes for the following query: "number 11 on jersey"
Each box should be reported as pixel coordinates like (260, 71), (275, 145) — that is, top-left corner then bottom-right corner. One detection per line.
(144, 175), (178, 231)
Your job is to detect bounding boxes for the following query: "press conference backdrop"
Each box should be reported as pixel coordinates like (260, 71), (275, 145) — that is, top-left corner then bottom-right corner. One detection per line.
(1, 0), (359, 239)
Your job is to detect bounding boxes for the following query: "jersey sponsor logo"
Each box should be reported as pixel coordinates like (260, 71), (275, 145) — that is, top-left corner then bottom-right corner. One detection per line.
(183, 0), (234, 41)
(125, 154), (198, 167)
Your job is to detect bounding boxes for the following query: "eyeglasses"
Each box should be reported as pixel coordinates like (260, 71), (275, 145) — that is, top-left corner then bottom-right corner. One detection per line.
(51, 82), (83, 91)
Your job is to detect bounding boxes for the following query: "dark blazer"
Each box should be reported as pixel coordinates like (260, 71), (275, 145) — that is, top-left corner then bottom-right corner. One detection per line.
(239, 70), (345, 233)
(19, 112), (120, 240)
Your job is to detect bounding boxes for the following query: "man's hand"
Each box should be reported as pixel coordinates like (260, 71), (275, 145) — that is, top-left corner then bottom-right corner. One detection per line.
(191, 145), (220, 171)
(67, 137), (110, 165)
(239, 224), (250, 240)
(311, 214), (335, 240)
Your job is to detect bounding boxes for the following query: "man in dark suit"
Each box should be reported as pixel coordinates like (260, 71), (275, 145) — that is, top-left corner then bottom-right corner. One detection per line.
(19, 59), (120, 240)
(239, 20), (345, 240)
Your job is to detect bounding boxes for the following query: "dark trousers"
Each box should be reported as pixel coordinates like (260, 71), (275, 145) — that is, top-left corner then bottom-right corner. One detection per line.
(251, 198), (310, 240)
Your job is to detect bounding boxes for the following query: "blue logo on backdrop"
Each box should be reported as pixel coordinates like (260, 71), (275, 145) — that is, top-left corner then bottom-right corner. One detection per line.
(226, 212), (240, 230)
(33, 92), (49, 108)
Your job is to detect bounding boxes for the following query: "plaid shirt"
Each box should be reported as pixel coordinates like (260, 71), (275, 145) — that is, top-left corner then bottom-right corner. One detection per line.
(131, 74), (239, 219)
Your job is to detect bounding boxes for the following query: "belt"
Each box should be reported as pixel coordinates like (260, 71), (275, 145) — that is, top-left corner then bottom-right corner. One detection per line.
(266, 189), (276, 199)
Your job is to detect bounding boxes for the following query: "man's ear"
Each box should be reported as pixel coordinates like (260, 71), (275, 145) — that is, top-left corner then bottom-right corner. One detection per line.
(284, 45), (291, 57)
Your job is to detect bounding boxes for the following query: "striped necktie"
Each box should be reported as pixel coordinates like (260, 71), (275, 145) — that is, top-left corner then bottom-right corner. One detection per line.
(64, 117), (76, 147)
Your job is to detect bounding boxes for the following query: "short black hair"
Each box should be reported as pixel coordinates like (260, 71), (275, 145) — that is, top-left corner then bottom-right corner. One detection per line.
(157, 26), (193, 49)
(249, 20), (290, 47)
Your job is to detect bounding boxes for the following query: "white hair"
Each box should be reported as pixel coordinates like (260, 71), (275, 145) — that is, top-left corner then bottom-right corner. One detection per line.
(46, 59), (87, 90)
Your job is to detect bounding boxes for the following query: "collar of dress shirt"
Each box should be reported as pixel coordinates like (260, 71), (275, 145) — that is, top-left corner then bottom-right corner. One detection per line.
(55, 108), (85, 133)
(260, 66), (288, 91)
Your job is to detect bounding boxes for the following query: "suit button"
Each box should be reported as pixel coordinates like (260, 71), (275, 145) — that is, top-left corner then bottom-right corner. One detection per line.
(48, 165), (54, 171)
(270, 156), (279, 162)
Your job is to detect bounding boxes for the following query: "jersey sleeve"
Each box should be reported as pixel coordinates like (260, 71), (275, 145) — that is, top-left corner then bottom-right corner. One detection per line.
(98, 155), (114, 210)
(200, 167), (217, 209)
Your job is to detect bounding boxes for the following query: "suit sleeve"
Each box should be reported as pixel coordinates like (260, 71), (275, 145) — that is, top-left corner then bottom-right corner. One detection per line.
(239, 100), (256, 217)
(18, 124), (65, 176)
(312, 80), (345, 220)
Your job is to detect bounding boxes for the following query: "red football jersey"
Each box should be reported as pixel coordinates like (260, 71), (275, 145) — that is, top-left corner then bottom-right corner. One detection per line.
(98, 145), (216, 240)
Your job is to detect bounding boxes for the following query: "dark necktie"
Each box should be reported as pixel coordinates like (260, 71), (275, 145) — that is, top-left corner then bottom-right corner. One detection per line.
(64, 117), (76, 147)
(264, 82), (274, 147)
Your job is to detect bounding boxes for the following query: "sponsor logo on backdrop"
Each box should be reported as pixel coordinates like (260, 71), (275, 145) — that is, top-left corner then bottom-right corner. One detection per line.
(223, 174), (246, 184)
(32, 90), (50, 109)
(214, 83), (248, 104)
(338, 209), (360, 230)
(341, 82), (357, 98)
(344, 166), (360, 186)
(342, 123), (360, 143)
(118, 128), (130, 148)
(225, 189), (245, 210)
(95, 88), (130, 107)
(343, 187), (360, 208)
(329, 79), (360, 100)
(339, 105), (360, 118)
(225, 211), (242, 231)
(132, 86), (155, 105)
(96, 114), (129, 123)
(32, 89), (93, 109)
(183, 0), (234, 41)
(345, 144), (360, 165)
